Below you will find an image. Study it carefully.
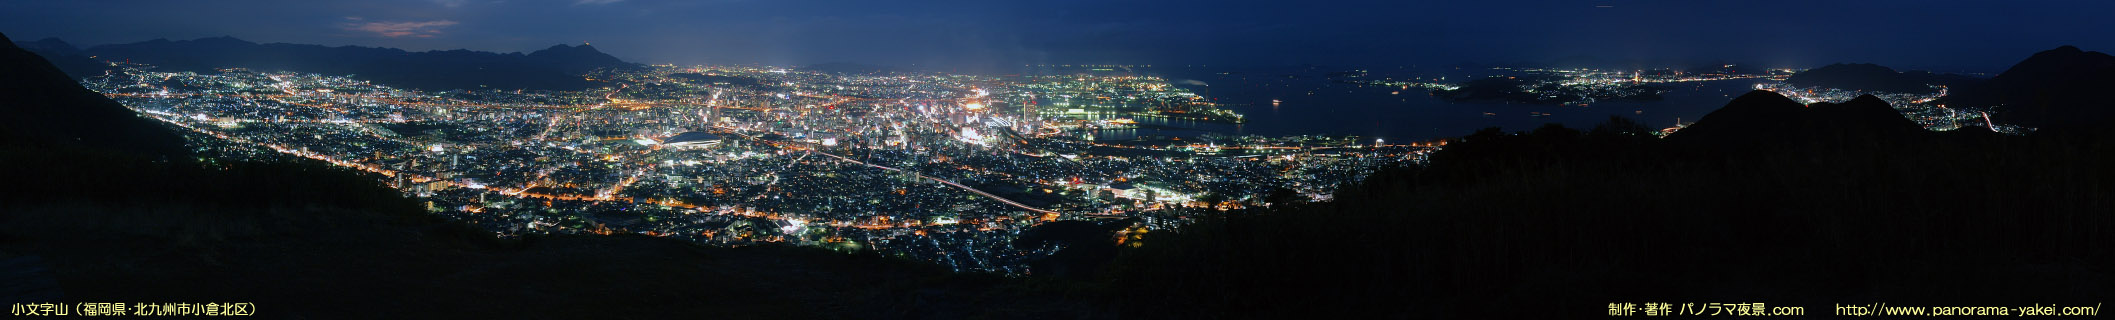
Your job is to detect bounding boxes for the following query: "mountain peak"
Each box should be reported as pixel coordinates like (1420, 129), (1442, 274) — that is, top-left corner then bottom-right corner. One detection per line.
(1782, 63), (1960, 94)
(1671, 90), (1924, 145)
(1846, 94), (1889, 106)
(190, 36), (257, 46)
(1812, 94), (1925, 135)
(1724, 90), (1805, 111)
(2018, 45), (2113, 66)
(1950, 45), (2115, 131)
(526, 43), (635, 72)
(532, 43), (610, 56)
(31, 37), (71, 47)
(1665, 90), (1804, 143)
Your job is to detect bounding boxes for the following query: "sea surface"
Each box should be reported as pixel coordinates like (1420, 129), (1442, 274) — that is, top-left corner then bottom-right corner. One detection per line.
(1080, 66), (1774, 142)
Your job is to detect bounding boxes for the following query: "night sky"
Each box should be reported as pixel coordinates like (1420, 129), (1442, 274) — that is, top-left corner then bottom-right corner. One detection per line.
(4, 0), (2110, 73)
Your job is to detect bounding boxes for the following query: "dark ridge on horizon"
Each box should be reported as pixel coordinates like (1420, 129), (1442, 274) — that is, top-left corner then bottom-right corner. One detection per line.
(1782, 63), (1979, 94)
(69, 36), (643, 91)
(1949, 45), (2115, 132)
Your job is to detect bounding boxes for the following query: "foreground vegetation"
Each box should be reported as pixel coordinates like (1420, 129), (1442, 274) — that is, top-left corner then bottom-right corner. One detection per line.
(1102, 110), (2114, 318)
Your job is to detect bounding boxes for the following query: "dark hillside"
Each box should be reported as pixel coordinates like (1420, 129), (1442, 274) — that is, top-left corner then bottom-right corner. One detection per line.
(1948, 46), (2115, 131)
(0, 32), (186, 158)
(1101, 91), (2114, 318)
(9, 37), (108, 79)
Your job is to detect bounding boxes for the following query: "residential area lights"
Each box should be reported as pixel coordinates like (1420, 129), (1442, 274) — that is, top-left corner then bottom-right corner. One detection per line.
(91, 63), (1430, 272)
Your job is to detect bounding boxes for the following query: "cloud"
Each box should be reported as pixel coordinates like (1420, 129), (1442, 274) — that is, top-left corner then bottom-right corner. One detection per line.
(344, 19), (460, 38)
(432, 0), (469, 7)
(575, 0), (622, 4)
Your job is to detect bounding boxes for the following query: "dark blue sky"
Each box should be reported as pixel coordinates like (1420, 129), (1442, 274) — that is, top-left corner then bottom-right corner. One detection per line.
(3, 0), (2109, 73)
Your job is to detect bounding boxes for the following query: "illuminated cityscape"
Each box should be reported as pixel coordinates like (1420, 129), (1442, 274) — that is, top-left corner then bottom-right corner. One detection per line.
(6, 1), (2112, 318)
(88, 62), (1430, 272)
(61, 53), (2064, 272)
